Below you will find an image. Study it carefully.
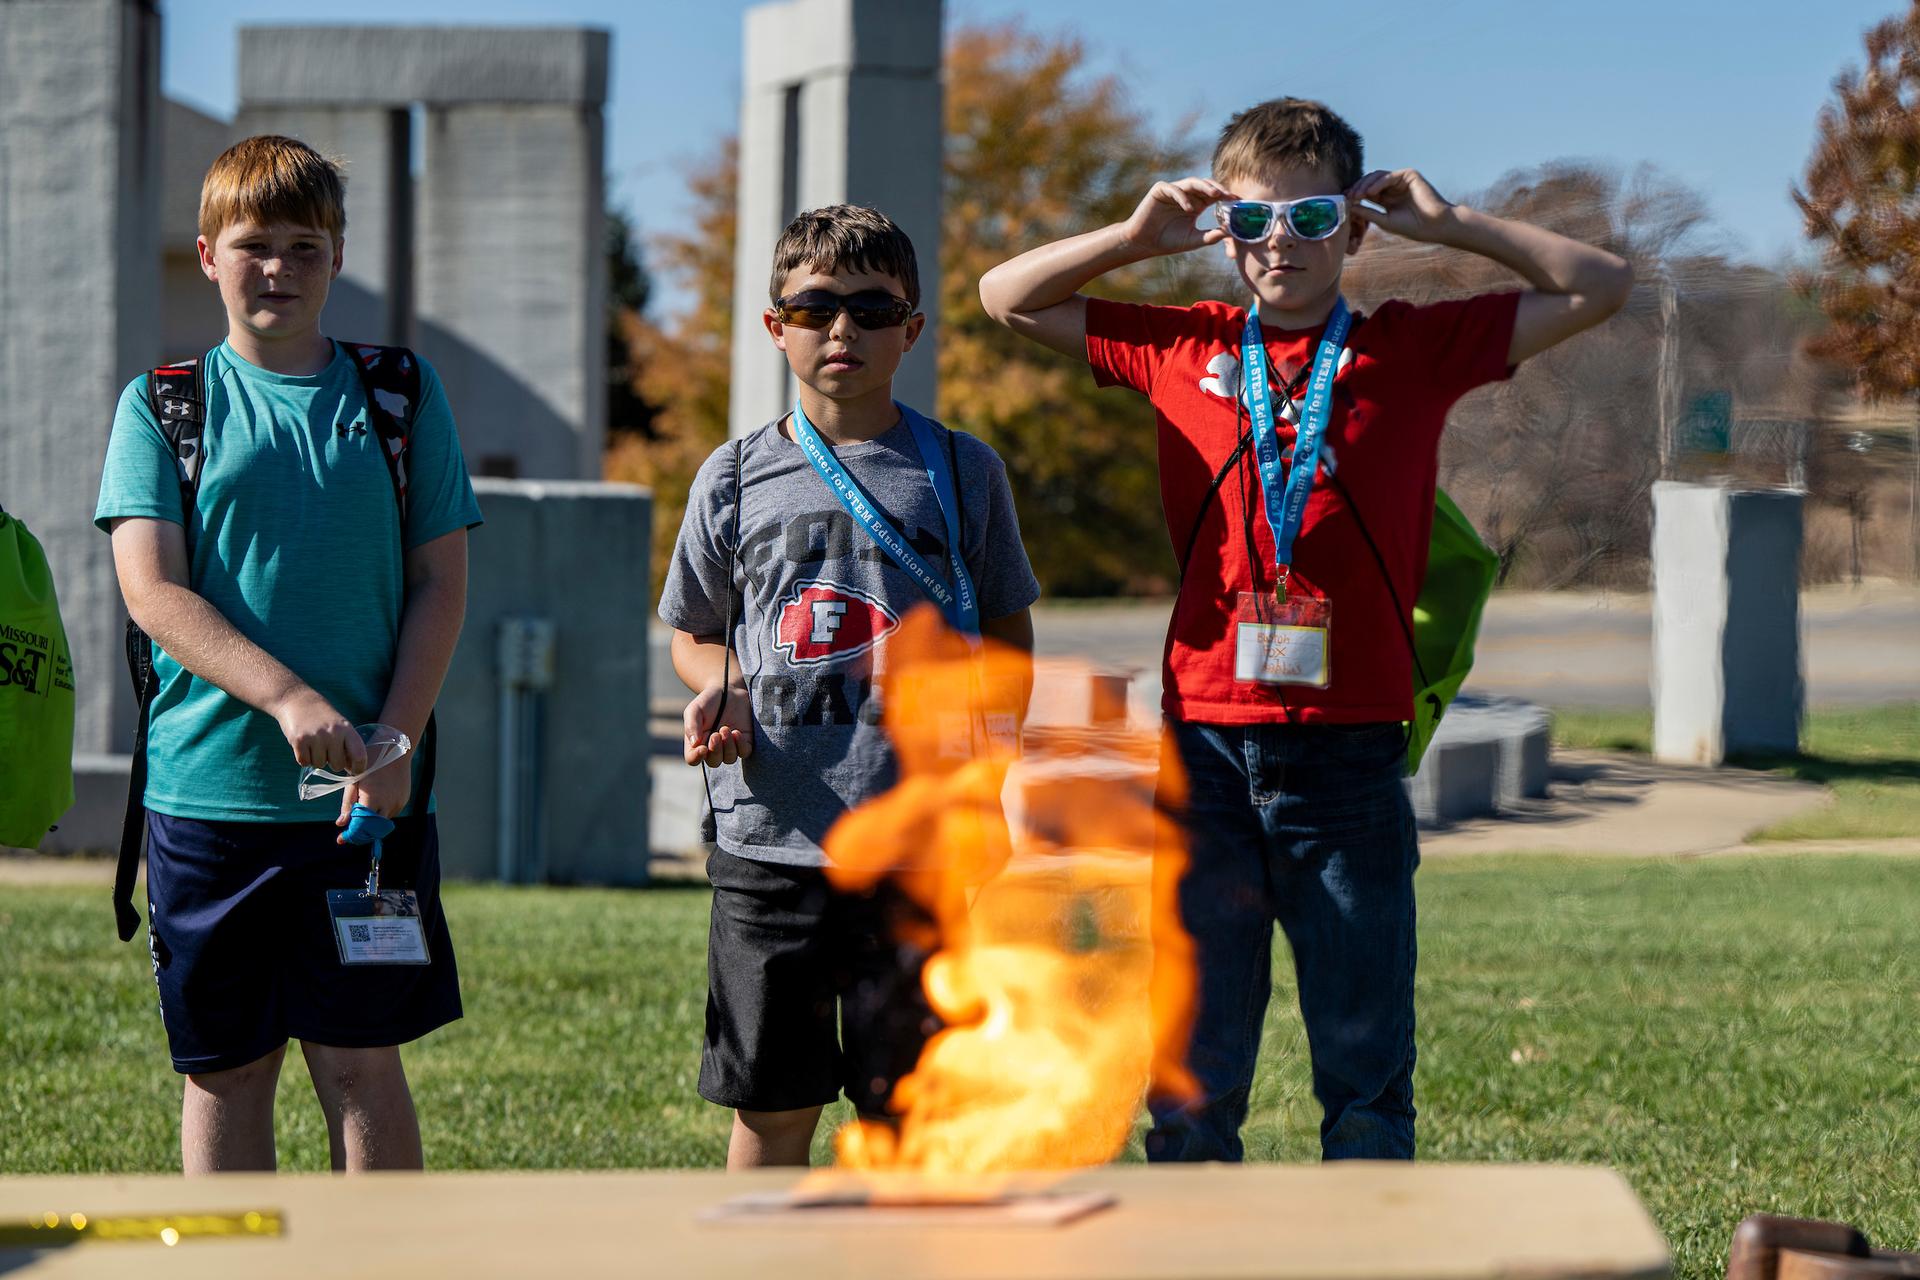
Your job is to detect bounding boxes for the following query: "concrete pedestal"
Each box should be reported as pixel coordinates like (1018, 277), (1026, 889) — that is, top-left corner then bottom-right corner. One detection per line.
(0, 0), (161, 755)
(437, 480), (651, 886)
(731, 0), (944, 438)
(1651, 482), (1803, 764)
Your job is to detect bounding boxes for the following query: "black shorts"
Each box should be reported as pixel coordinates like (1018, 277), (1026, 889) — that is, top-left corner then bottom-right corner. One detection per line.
(700, 848), (938, 1116)
(145, 811), (462, 1075)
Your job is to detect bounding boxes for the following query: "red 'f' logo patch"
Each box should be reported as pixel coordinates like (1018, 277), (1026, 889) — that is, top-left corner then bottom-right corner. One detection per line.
(774, 580), (899, 665)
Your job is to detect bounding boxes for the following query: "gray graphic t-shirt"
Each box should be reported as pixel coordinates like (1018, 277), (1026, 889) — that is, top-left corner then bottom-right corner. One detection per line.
(659, 413), (1040, 867)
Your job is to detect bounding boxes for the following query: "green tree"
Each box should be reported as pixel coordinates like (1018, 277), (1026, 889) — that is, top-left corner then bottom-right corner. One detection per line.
(606, 208), (659, 440)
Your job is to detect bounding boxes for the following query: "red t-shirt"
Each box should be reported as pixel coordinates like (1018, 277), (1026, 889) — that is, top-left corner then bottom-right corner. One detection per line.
(1086, 291), (1520, 725)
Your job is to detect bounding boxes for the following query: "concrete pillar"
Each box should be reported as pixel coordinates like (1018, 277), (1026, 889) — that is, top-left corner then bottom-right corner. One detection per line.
(231, 104), (411, 347)
(1652, 482), (1804, 764)
(438, 480), (651, 886)
(0, 0), (162, 753)
(732, 0), (944, 438)
(417, 103), (606, 480)
(235, 25), (610, 480)
(158, 99), (235, 357)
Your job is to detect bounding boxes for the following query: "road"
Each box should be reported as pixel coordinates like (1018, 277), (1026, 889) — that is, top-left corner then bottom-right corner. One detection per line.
(651, 586), (1920, 714)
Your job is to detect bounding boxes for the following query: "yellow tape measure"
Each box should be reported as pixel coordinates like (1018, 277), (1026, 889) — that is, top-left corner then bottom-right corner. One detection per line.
(0, 1209), (283, 1247)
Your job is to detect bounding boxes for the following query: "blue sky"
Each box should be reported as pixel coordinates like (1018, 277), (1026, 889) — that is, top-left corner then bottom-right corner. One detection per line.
(162, 0), (1899, 305)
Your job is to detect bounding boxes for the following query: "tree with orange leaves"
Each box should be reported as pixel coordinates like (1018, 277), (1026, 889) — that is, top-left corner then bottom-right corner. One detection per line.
(938, 25), (1215, 595)
(1795, 0), (1920, 575)
(605, 141), (739, 595)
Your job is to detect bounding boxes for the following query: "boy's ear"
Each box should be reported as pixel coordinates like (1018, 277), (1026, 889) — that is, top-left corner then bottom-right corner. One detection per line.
(331, 235), (344, 279)
(196, 234), (217, 282)
(761, 308), (789, 352)
(901, 312), (927, 352)
(1345, 218), (1369, 257)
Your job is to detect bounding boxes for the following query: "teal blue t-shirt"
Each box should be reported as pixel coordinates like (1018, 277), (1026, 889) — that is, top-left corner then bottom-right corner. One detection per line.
(94, 341), (482, 822)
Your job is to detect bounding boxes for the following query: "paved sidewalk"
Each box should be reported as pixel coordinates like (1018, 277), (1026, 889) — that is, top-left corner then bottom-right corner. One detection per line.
(1419, 750), (1830, 858)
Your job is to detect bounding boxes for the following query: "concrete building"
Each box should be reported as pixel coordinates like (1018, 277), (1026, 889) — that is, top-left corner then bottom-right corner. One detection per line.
(730, 0), (944, 438)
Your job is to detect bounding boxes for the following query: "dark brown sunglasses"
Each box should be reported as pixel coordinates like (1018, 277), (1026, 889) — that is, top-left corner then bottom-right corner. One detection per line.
(773, 289), (915, 331)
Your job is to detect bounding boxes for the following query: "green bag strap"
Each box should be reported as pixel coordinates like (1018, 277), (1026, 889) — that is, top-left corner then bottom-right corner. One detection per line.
(1404, 489), (1498, 773)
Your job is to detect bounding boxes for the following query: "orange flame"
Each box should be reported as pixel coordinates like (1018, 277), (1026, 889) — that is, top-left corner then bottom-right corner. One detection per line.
(823, 606), (1196, 1174)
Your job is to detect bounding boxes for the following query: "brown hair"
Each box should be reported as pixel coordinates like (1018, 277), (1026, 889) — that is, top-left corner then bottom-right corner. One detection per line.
(1211, 98), (1364, 191)
(768, 204), (920, 308)
(198, 135), (346, 244)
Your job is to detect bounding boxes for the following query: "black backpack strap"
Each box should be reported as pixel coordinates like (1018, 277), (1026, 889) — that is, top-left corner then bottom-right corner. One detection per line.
(116, 356), (210, 940)
(343, 343), (438, 810)
(699, 439), (746, 848)
(343, 343), (421, 529)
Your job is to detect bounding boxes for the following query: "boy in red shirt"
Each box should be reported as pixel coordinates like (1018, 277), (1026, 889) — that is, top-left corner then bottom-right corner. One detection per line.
(979, 98), (1630, 1160)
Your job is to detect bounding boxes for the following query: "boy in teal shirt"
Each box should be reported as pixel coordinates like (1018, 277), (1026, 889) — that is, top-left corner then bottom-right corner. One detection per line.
(96, 135), (480, 1173)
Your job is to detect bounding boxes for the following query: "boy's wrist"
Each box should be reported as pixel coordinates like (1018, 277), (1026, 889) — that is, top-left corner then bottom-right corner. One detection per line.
(1105, 221), (1163, 264)
(1429, 202), (1487, 249)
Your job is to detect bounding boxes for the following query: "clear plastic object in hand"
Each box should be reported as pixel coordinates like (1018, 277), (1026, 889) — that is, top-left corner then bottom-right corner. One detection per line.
(298, 723), (411, 800)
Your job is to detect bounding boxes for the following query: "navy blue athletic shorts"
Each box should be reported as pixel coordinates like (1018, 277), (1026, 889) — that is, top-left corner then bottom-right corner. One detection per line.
(144, 811), (462, 1075)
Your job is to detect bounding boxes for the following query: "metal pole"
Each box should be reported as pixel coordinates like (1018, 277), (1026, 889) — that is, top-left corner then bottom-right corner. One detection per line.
(1656, 271), (1680, 479)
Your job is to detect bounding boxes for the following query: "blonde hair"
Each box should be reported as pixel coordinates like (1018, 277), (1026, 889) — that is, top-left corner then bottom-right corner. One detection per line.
(198, 135), (346, 243)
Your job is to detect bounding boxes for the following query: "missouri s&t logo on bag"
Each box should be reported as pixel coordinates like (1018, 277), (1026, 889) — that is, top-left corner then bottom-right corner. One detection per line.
(774, 580), (899, 666)
(0, 624), (53, 696)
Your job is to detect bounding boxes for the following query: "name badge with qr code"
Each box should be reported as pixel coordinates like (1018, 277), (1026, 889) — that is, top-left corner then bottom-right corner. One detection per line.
(1233, 590), (1331, 687)
(326, 889), (430, 965)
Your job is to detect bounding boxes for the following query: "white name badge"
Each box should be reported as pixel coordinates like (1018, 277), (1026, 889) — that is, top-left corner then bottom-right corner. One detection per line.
(326, 889), (431, 966)
(1233, 591), (1331, 688)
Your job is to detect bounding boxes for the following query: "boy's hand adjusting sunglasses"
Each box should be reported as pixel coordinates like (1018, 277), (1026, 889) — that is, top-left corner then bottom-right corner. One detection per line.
(773, 289), (916, 331)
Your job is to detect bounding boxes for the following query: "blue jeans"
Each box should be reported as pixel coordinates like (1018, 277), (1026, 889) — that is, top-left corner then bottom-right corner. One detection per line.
(1147, 718), (1419, 1162)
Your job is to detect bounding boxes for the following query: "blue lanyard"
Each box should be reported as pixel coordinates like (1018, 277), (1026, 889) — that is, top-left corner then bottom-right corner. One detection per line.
(1243, 298), (1351, 599)
(790, 399), (980, 634)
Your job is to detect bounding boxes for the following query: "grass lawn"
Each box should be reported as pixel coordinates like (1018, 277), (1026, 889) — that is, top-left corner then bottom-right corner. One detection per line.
(1551, 703), (1920, 841)
(3, 854), (1917, 1278)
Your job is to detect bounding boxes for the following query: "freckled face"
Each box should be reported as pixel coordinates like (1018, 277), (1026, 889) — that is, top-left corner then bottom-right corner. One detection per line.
(198, 219), (341, 339)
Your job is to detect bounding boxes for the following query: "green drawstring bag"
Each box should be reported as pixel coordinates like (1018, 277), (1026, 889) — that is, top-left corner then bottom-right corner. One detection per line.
(1407, 489), (1498, 774)
(0, 508), (76, 848)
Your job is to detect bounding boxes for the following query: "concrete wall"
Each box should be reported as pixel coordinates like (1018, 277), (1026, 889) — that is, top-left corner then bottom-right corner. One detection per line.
(0, 0), (162, 754)
(438, 479), (651, 886)
(235, 26), (611, 478)
(1652, 482), (1803, 763)
(731, 0), (944, 438)
(237, 26), (608, 107)
(159, 100), (234, 357)
(417, 104), (606, 480)
(231, 104), (411, 347)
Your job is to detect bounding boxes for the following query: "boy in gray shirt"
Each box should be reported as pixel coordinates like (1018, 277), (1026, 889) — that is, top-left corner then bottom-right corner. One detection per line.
(659, 205), (1040, 1168)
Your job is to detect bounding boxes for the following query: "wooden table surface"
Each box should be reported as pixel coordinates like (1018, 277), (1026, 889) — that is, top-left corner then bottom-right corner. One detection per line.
(0, 1163), (1669, 1279)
